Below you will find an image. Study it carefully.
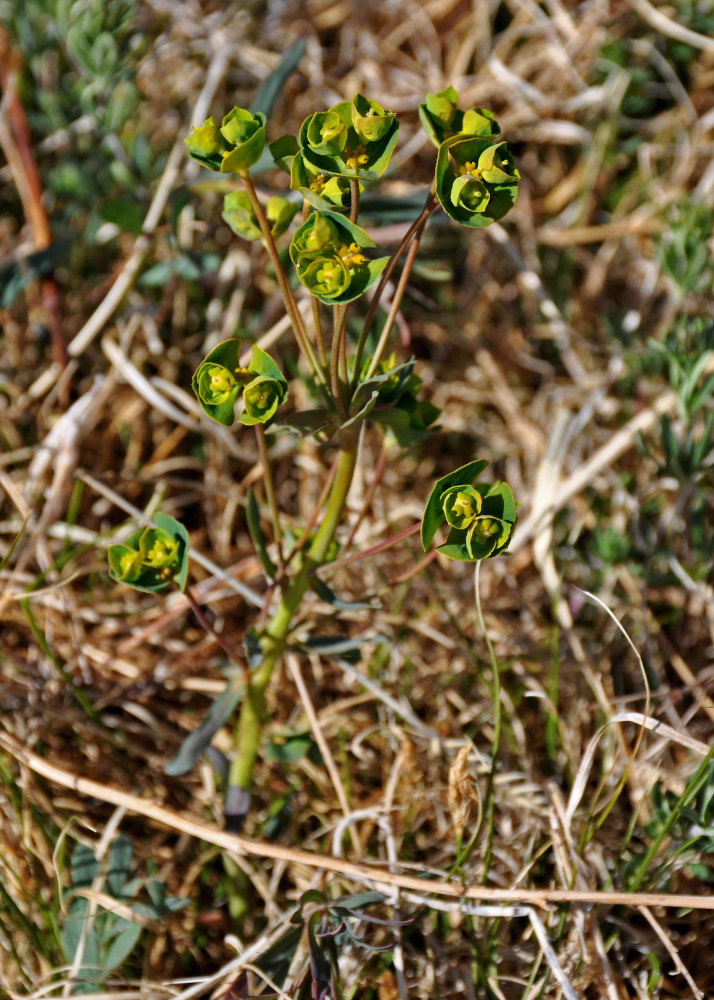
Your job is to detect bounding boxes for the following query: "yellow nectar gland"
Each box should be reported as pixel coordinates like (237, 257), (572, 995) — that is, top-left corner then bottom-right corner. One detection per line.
(451, 493), (476, 519)
(338, 243), (366, 269)
(457, 160), (482, 179)
(309, 173), (325, 193)
(147, 539), (173, 563)
(344, 146), (370, 170)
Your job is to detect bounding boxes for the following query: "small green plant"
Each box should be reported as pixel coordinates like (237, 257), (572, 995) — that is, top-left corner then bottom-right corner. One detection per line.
(623, 752), (714, 891)
(107, 85), (520, 830)
(60, 834), (188, 994)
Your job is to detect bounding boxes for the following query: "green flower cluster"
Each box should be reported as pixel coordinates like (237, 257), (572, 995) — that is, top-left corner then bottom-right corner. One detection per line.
(192, 339), (288, 427)
(289, 210), (388, 305)
(270, 93), (399, 210)
(421, 460), (516, 561)
(184, 106), (266, 174)
(420, 86), (520, 228)
(108, 514), (189, 593)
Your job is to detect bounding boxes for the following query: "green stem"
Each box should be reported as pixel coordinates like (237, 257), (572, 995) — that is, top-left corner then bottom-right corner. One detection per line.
(312, 297), (328, 370)
(227, 427), (360, 805)
(255, 424), (283, 565)
(473, 561), (501, 883)
(351, 189), (437, 386)
(330, 306), (349, 421)
(241, 174), (327, 388)
(627, 745), (714, 891)
(349, 179), (360, 224)
(365, 232), (420, 379)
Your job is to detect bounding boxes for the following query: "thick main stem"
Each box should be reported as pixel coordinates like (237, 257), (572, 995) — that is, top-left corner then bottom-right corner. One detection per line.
(226, 427), (360, 819)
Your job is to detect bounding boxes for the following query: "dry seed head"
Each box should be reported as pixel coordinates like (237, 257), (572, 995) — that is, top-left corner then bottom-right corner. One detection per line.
(448, 744), (479, 842)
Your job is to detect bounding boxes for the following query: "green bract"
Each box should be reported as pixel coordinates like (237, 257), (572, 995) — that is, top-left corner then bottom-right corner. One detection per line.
(421, 461), (516, 562)
(352, 354), (441, 446)
(238, 346), (288, 426)
(298, 95), (399, 181)
(441, 485), (482, 529)
(435, 135), (520, 228)
(184, 106), (266, 174)
(222, 191), (298, 242)
(290, 153), (354, 211)
(289, 210), (388, 305)
(192, 339), (288, 427)
(419, 87), (500, 147)
(108, 514), (189, 593)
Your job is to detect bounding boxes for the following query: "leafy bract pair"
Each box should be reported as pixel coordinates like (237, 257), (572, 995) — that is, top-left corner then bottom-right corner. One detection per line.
(420, 86), (520, 228)
(107, 513), (188, 593)
(184, 106), (266, 174)
(421, 460), (516, 561)
(192, 340), (288, 427)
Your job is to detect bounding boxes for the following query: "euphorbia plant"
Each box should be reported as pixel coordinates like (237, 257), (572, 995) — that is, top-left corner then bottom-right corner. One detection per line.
(108, 88), (520, 830)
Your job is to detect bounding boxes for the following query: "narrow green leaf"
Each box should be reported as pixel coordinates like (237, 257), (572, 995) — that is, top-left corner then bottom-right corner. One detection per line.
(164, 673), (243, 776)
(245, 488), (277, 578)
(251, 38), (305, 118)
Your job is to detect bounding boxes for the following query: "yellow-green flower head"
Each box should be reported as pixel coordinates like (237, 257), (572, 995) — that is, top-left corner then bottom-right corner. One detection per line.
(299, 254), (351, 300)
(196, 363), (235, 406)
(421, 461), (516, 563)
(351, 93), (396, 143)
(240, 375), (287, 425)
(441, 485), (483, 529)
(289, 209), (388, 305)
(107, 543), (143, 583)
(436, 134), (519, 228)
(291, 212), (341, 255)
(299, 97), (399, 180)
(107, 514), (190, 593)
(184, 106), (266, 174)
(466, 515), (513, 560)
(139, 527), (180, 568)
(306, 108), (350, 156)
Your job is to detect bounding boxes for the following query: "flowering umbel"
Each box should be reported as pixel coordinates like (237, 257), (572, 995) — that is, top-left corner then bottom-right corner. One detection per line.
(421, 461), (516, 561)
(108, 514), (189, 593)
(289, 210), (388, 305)
(192, 339), (288, 427)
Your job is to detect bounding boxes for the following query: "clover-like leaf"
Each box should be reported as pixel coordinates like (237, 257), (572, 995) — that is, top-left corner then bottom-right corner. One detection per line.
(435, 133), (519, 228)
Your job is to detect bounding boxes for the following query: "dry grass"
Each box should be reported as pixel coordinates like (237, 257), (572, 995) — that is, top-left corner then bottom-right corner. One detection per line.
(2, 0), (714, 996)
